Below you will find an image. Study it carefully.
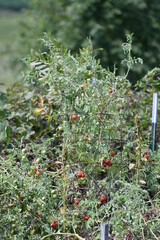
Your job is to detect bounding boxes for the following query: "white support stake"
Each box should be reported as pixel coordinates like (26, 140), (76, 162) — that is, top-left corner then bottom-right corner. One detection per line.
(151, 93), (158, 151)
(101, 223), (109, 240)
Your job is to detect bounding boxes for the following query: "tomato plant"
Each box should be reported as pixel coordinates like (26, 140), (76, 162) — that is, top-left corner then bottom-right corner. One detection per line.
(0, 36), (160, 240)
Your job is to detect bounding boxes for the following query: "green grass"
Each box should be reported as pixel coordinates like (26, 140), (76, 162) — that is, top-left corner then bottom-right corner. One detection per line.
(0, 10), (23, 91)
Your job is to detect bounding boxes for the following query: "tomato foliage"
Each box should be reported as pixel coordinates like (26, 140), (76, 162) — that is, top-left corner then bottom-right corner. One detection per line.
(0, 36), (160, 239)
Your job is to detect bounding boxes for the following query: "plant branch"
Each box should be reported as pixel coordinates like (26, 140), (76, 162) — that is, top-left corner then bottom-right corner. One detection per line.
(41, 232), (85, 240)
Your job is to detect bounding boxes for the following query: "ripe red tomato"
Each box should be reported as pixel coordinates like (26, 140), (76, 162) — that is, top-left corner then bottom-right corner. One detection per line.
(75, 200), (79, 205)
(40, 168), (43, 172)
(110, 151), (114, 157)
(38, 213), (42, 217)
(100, 196), (106, 203)
(102, 160), (107, 167)
(144, 151), (148, 155)
(77, 172), (82, 178)
(51, 219), (57, 228)
(86, 133), (89, 138)
(106, 159), (110, 166)
(84, 215), (89, 221)
(108, 162), (112, 167)
(144, 155), (149, 160)
(81, 173), (85, 178)
(53, 162), (57, 168)
(109, 89), (112, 93)
(72, 114), (77, 120)
(19, 195), (24, 201)
(37, 171), (40, 177)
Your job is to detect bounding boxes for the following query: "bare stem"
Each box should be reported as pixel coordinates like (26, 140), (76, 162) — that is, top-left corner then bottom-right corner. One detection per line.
(41, 232), (85, 240)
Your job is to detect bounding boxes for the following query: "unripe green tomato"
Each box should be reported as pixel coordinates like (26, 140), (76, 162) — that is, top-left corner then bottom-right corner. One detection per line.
(31, 229), (36, 235)
(12, 224), (16, 228)
(27, 205), (31, 211)
(74, 212), (79, 216)
(37, 199), (41, 205)
(36, 158), (41, 164)
(42, 150), (46, 154)
(58, 126), (63, 131)
(42, 196), (45, 201)
(22, 156), (26, 160)
(11, 230), (15, 235)
(52, 194), (57, 199)
(22, 149), (26, 154)
(51, 190), (56, 194)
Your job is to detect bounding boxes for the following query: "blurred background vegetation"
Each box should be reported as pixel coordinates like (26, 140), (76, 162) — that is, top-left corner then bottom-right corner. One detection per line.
(0, 0), (27, 10)
(0, 0), (160, 91)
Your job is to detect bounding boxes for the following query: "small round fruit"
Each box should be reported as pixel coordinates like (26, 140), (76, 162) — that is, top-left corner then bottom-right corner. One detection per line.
(84, 215), (89, 221)
(72, 114), (77, 121)
(37, 172), (40, 177)
(144, 151), (148, 155)
(51, 220), (57, 228)
(38, 213), (42, 217)
(108, 162), (112, 167)
(75, 200), (79, 205)
(36, 158), (41, 164)
(102, 160), (107, 167)
(100, 196), (106, 203)
(77, 172), (82, 178)
(110, 151), (114, 157)
(19, 195), (24, 201)
(40, 168), (43, 172)
(42, 150), (46, 154)
(81, 173), (85, 178)
(106, 159), (110, 166)
(144, 155), (149, 160)
(109, 89), (112, 93)
(22, 149), (26, 154)
(53, 162), (57, 168)
(29, 169), (33, 175)
(34, 168), (37, 173)
(86, 133), (89, 138)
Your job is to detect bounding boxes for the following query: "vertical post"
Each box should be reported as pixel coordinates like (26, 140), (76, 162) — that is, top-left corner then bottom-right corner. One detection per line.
(101, 223), (109, 240)
(151, 93), (158, 151)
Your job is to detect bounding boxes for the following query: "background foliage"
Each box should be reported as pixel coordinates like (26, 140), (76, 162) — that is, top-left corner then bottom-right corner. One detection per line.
(19, 0), (160, 83)
(0, 0), (27, 10)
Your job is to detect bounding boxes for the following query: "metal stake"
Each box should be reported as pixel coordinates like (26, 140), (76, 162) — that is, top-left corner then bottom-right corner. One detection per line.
(151, 93), (158, 151)
(101, 223), (109, 240)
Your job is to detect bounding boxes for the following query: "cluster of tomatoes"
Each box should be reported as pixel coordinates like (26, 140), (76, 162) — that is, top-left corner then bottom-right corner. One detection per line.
(74, 195), (106, 221)
(144, 151), (151, 163)
(102, 159), (113, 167)
(29, 167), (44, 177)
